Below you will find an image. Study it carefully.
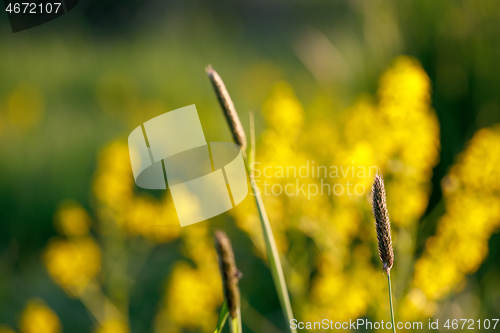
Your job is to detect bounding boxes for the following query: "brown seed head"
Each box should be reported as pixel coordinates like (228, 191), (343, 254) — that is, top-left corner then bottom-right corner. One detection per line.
(372, 174), (394, 274)
(206, 65), (247, 152)
(214, 230), (241, 318)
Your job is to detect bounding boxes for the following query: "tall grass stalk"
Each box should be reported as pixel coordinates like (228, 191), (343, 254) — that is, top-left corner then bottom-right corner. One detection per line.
(247, 171), (296, 333)
(207, 66), (296, 333)
(372, 174), (397, 333)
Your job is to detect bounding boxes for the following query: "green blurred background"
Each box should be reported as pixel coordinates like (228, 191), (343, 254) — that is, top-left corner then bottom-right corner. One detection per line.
(0, 0), (499, 332)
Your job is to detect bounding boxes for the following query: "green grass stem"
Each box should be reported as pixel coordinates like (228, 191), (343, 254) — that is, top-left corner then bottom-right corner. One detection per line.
(387, 272), (397, 333)
(245, 118), (296, 333)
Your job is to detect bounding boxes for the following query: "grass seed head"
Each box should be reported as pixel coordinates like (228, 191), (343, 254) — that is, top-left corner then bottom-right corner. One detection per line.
(214, 230), (241, 318)
(372, 173), (394, 274)
(206, 65), (247, 152)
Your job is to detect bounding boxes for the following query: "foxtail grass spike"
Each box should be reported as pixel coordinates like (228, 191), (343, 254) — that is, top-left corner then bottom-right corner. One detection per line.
(214, 231), (241, 320)
(206, 65), (247, 152)
(372, 173), (394, 273)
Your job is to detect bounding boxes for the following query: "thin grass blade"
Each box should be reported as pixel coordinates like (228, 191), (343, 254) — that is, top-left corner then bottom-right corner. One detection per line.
(213, 301), (230, 333)
(245, 162), (296, 333)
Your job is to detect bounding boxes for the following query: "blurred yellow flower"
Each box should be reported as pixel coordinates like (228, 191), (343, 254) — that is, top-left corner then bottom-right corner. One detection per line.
(155, 227), (222, 333)
(262, 81), (304, 137)
(54, 201), (92, 237)
(19, 299), (61, 333)
(44, 237), (101, 295)
(94, 319), (130, 333)
(157, 262), (221, 332)
(93, 142), (134, 211)
(402, 125), (500, 320)
(93, 141), (181, 243)
(125, 195), (180, 243)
